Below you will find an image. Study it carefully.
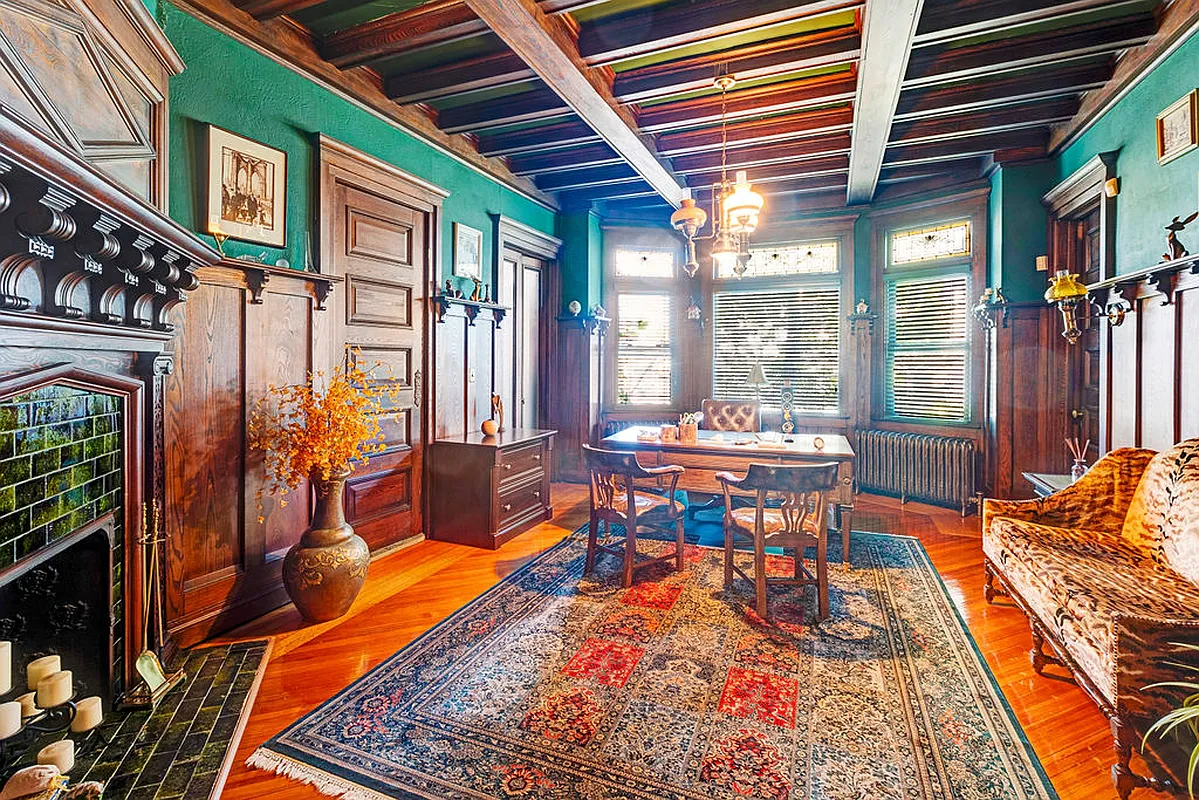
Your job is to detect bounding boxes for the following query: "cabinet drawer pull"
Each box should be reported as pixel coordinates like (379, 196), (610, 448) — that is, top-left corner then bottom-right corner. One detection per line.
(502, 503), (512, 512)
(533, 454), (541, 462)
(503, 463), (512, 470)
(533, 490), (541, 499)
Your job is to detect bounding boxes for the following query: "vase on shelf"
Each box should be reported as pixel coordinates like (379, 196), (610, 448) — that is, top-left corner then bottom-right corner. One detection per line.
(282, 467), (369, 622)
(1070, 458), (1088, 481)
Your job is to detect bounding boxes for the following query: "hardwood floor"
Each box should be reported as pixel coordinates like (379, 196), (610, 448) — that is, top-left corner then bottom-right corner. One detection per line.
(217, 486), (1132, 799)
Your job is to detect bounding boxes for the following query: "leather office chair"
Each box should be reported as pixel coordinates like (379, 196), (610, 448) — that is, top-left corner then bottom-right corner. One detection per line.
(583, 445), (685, 587)
(701, 398), (760, 433)
(716, 462), (840, 621)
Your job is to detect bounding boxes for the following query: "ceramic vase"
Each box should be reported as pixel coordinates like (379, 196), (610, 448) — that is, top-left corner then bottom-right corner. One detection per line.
(282, 467), (369, 622)
(679, 422), (698, 445)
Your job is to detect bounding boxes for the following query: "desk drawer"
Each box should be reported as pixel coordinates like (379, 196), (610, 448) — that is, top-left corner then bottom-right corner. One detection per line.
(658, 451), (779, 473)
(498, 477), (545, 528)
(498, 442), (546, 485)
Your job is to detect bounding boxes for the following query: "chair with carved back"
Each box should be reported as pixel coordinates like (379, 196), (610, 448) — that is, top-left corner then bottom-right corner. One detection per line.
(716, 462), (840, 621)
(583, 445), (685, 588)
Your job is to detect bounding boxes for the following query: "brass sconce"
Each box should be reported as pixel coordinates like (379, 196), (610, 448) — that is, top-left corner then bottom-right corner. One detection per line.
(972, 287), (1008, 330)
(1044, 270), (1089, 344)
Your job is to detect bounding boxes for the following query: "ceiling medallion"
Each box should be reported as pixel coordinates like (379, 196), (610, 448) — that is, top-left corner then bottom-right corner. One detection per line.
(669, 73), (764, 279)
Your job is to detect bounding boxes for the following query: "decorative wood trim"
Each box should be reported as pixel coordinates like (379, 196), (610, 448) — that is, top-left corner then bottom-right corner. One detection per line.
(1043, 150), (1119, 280)
(492, 213), (563, 262)
(316, 134), (450, 201)
(109, 0), (186, 74)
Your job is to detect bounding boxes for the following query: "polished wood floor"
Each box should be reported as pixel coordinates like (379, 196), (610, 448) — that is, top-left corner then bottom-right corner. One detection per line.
(218, 485), (1135, 799)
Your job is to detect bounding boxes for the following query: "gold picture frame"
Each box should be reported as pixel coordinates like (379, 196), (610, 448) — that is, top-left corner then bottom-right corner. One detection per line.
(1156, 90), (1198, 165)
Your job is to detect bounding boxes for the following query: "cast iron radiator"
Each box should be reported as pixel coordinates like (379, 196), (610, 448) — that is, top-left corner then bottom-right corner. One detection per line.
(855, 430), (980, 516)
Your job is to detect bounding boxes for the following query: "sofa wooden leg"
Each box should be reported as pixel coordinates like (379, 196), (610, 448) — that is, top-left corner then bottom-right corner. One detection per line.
(1110, 717), (1139, 800)
(983, 562), (997, 604)
(1029, 624), (1065, 676)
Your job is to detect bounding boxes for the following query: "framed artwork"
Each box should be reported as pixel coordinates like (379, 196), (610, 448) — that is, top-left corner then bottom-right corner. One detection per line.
(453, 222), (483, 280)
(1156, 90), (1198, 165)
(205, 125), (287, 248)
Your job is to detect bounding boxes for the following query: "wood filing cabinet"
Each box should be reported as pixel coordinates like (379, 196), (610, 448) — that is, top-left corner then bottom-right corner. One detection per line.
(429, 429), (557, 549)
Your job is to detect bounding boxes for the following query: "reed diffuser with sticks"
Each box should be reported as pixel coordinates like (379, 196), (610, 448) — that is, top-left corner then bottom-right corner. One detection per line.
(1066, 437), (1090, 481)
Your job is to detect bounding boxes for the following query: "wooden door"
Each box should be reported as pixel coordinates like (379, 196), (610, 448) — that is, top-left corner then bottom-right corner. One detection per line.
(323, 153), (437, 552)
(1068, 206), (1102, 462)
(499, 248), (547, 430)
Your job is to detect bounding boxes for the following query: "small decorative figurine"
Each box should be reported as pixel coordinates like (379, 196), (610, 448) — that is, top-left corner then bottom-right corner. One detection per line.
(491, 393), (504, 432)
(470, 277), (483, 302)
(855, 298), (869, 315)
(445, 279), (455, 297)
(1164, 212), (1198, 261)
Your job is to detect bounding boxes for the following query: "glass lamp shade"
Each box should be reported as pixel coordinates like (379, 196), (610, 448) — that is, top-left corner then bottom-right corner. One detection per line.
(1043, 270), (1088, 304)
(722, 170), (764, 235)
(711, 231), (739, 276)
(670, 198), (708, 238)
(747, 361), (768, 387)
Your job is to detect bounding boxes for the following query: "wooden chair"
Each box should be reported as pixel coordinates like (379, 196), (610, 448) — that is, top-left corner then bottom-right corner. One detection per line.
(583, 444), (685, 587)
(716, 462), (841, 621)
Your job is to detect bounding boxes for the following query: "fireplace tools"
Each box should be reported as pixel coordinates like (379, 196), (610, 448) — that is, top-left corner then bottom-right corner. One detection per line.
(118, 501), (184, 710)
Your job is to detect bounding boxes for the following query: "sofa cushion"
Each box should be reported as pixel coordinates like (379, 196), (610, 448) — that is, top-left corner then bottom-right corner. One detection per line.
(1122, 439), (1199, 582)
(985, 516), (1199, 704)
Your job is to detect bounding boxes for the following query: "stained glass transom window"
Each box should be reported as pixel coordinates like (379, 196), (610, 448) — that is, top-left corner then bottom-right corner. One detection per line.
(613, 247), (676, 278)
(716, 241), (838, 279)
(890, 221), (971, 265)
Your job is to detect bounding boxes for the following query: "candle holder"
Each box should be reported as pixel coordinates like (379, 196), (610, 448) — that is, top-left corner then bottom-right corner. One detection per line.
(0, 694), (79, 777)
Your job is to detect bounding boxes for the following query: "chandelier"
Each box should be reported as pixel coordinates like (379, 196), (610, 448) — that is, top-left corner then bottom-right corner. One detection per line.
(669, 74), (764, 278)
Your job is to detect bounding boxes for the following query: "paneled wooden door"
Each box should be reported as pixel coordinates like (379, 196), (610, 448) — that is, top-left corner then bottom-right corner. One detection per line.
(1067, 206), (1103, 463)
(320, 139), (445, 551)
(497, 248), (547, 429)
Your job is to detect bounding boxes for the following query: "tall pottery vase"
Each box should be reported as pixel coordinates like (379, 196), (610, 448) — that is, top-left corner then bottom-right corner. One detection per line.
(282, 468), (369, 622)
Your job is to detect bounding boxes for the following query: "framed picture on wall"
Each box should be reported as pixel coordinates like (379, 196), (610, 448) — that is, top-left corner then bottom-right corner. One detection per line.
(205, 125), (287, 248)
(1156, 90), (1198, 165)
(453, 222), (483, 279)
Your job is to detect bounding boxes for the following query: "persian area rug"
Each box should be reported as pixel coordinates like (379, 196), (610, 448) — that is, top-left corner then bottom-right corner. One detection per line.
(248, 531), (1057, 800)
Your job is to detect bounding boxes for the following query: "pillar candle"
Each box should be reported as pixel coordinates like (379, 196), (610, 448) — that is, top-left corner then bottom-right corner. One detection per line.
(26, 655), (60, 691)
(0, 701), (20, 739)
(69, 696), (103, 733)
(36, 670), (71, 708)
(36, 740), (74, 774)
(16, 692), (37, 718)
(0, 641), (10, 694)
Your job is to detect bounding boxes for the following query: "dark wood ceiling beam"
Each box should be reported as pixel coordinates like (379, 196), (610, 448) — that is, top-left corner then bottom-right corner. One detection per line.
(755, 173), (848, 196)
(671, 133), (851, 173)
(321, 0), (596, 69)
(235, 0), (327, 21)
(536, 164), (642, 191)
(889, 96), (1079, 145)
(477, 120), (601, 157)
(611, 26), (860, 104)
(657, 105), (852, 157)
(903, 15), (1157, 89)
(464, 0), (689, 206)
(883, 128), (1048, 167)
(577, 0), (860, 66)
(558, 180), (659, 204)
(878, 156), (985, 184)
(682, 154), (850, 189)
(912, 0), (1156, 48)
(638, 72), (857, 133)
(508, 143), (622, 175)
(846, 0), (924, 203)
(386, 49), (533, 105)
(438, 87), (572, 134)
(893, 62), (1110, 121)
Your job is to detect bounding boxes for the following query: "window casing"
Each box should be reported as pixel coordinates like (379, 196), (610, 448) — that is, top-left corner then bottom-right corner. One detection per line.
(711, 241), (842, 414)
(882, 220), (973, 423)
(608, 242), (678, 407)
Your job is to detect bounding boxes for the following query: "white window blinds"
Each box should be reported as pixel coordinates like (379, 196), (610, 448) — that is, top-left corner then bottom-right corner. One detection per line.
(712, 285), (840, 413)
(616, 292), (673, 405)
(884, 274), (970, 421)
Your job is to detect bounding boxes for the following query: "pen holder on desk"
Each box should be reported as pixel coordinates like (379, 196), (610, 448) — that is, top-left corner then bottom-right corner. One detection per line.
(679, 423), (698, 445)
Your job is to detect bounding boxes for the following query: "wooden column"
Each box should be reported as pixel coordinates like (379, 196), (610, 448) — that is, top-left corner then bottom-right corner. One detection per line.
(552, 314), (608, 482)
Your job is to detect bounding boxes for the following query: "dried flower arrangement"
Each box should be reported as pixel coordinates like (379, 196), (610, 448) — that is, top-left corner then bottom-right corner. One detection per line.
(679, 411), (702, 426)
(248, 353), (399, 521)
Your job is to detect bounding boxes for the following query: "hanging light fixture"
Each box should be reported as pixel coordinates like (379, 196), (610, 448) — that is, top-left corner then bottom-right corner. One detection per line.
(668, 70), (765, 279)
(1044, 269), (1089, 344)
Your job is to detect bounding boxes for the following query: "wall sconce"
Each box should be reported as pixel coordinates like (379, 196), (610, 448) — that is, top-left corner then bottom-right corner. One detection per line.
(972, 287), (1008, 330)
(1044, 270), (1089, 344)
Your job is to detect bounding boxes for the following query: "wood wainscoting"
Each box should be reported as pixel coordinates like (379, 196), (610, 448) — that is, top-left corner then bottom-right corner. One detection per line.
(163, 261), (338, 647)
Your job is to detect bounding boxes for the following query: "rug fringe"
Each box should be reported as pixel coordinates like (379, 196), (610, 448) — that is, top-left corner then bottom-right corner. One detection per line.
(247, 748), (393, 800)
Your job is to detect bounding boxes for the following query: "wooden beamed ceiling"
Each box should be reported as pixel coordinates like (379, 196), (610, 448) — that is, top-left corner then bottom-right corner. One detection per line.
(228, 0), (1169, 211)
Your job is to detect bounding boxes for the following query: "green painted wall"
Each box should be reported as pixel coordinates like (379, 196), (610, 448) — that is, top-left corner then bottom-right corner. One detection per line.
(1055, 30), (1199, 272)
(557, 210), (603, 312)
(988, 162), (1054, 303)
(163, 4), (556, 277)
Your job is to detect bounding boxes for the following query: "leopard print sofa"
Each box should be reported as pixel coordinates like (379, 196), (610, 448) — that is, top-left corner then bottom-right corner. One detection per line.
(983, 438), (1199, 799)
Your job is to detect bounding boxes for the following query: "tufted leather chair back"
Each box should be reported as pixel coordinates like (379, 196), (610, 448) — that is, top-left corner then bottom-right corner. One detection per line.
(701, 399), (760, 433)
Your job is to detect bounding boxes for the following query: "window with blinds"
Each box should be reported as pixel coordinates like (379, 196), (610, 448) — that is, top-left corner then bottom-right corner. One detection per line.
(615, 292), (673, 405)
(712, 285), (840, 413)
(884, 273), (971, 421)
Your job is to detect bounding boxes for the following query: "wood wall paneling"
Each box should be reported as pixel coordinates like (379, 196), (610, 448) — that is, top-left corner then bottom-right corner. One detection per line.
(163, 262), (337, 647)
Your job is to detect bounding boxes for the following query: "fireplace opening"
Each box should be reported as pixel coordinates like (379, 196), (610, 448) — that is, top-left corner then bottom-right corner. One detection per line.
(0, 518), (114, 710)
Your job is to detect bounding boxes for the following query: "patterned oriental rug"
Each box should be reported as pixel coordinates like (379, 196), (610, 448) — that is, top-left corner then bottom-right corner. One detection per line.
(248, 530), (1058, 800)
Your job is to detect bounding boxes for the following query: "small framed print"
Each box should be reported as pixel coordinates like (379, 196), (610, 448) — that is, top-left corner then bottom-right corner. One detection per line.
(205, 125), (287, 248)
(1156, 90), (1198, 165)
(453, 222), (483, 280)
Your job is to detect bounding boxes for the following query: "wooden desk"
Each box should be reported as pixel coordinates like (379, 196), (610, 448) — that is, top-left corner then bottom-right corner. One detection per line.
(600, 428), (856, 558)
